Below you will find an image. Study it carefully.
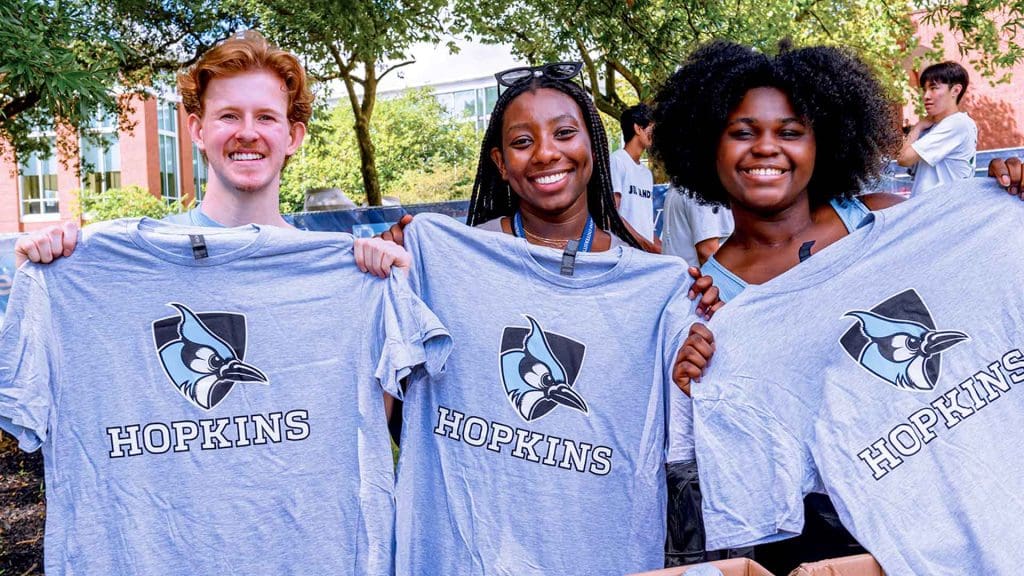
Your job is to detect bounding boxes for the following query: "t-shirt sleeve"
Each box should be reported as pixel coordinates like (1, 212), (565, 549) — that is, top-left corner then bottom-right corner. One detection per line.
(0, 269), (57, 452)
(373, 270), (452, 399)
(687, 202), (734, 245)
(692, 376), (814, 550)
(912, 115), (972, 167)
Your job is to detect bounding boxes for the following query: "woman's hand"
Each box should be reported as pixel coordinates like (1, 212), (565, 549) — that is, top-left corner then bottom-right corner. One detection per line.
(687, 266), (723, 320)
(380, 214), (414, 247)
(672, 322), (716, 396)
(988, 156), (1023, 199)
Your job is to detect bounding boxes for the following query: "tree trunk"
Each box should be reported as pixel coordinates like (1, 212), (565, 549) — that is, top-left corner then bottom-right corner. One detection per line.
(341, 64), (383, 206)
(353, 114), (382, 206)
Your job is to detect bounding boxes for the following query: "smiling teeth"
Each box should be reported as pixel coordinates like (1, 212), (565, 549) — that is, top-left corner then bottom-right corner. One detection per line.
(231, 152), (263, 161)
(747, 168), (784, 176)
(534, 172), (568, 184)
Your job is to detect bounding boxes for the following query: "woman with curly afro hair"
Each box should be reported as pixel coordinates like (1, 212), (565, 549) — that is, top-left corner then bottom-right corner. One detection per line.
(651, 40), (906, 572)
(652, 40), (905, 305)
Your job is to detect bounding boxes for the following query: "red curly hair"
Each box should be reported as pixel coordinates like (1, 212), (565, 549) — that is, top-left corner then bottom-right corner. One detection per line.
(178, 30), (313, 125)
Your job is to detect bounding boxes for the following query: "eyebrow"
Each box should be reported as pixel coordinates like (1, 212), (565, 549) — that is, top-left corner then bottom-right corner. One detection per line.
(728, 116), (805, 126)
(505, 114), (580, 134)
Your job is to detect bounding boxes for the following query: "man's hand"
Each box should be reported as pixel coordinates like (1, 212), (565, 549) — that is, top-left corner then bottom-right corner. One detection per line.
(354, 237), (412, 278)
(672, 323), (716, 396)
(988, 156), (1023, 199)
(896, 119), (933, 167)
(14, 221), (80, 268)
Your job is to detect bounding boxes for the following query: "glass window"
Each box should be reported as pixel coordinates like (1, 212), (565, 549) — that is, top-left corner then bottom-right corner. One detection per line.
(18, 137), (60, 216)
(158, 102), (180, 203)
(484, 86), (498, 116)
(452, 90), (476, 118)
(80, 132), (121, 194)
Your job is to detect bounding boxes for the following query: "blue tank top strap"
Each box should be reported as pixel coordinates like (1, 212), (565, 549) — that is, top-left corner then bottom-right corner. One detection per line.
(700, 255), (748, 303)
(829, 197), (871, 233)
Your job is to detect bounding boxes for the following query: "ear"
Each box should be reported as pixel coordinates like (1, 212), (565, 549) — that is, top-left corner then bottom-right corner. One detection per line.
(287, 122), (306, 156)
(490, 147), (508, 180)
(951, 84), (963, 99)
(187, 113), (205, 152)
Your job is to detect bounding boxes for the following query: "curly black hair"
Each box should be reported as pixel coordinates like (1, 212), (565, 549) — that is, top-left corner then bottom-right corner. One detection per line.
(467, 76), (643, 249)
(651, 40), (901, 208)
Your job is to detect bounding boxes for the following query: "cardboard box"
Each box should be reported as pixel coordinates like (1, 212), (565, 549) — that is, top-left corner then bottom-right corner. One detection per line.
(630, 557), (775, 576)
(787, 554), (884, 576)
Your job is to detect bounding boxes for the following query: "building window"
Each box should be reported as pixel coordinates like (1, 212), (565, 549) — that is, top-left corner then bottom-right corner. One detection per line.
(192, 142), (207, 201)
(435, 85), (500, 132)
(158, 101), (181, 203)
(18, 137), (60, 217)
(80, 112), (121, 194)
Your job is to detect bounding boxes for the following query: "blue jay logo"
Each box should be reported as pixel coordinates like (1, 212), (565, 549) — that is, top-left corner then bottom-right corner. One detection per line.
(153, 303), (268, 410)
(841, 290), (968, 391)
(499, 316), (588, 422)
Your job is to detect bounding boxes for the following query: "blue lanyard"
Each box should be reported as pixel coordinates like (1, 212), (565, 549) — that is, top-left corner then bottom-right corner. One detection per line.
(513, 211), (595, 252)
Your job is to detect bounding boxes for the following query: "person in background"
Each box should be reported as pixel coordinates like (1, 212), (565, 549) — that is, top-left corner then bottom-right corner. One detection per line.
(897, 61), (977, 197)
(611, 103), (659, 250)
(661, 186), (734, 267)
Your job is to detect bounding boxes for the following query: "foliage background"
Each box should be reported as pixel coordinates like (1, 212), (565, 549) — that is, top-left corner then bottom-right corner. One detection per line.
(279, 88), (479, 212)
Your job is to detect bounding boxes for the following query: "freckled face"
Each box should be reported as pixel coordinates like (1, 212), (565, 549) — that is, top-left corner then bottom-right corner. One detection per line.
(490, 88), (593, 216)
(716, 87), (815, 213)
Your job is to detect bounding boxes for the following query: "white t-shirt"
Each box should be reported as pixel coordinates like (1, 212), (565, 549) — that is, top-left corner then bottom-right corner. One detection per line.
(610, 148), (655, 241)
(661, 187), (734, 267)
(910, 111), (977, 197)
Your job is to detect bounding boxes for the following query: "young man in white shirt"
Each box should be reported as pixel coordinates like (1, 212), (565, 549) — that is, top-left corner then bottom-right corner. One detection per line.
(610, 104), (658, 250)
(897, 61), (978, 197)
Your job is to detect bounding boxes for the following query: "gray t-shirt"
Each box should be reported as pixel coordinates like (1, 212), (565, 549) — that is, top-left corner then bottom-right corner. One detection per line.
(692, 179), (1024, 574)
(396, 213), (697, 575)
(476, 216), (629, 249)
(0, 218), (450, 575)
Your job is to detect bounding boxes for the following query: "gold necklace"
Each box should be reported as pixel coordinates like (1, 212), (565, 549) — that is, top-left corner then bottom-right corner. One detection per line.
(521, 225), (571, 248)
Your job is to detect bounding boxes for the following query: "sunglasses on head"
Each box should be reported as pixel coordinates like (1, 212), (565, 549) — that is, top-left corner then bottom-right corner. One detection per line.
(494, 62), (583, 91)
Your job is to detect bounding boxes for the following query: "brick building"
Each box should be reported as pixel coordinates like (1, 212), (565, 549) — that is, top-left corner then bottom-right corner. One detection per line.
(0, 95), (205, 233)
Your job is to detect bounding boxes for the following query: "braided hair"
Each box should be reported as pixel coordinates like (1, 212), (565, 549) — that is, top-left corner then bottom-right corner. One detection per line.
(467, 76), (643, 249)
(651, 40), (901, 208)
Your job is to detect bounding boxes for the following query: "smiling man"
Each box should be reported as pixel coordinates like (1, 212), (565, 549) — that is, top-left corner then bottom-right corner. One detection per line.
(15, 31), (405, 276)
(897, 61), (978, 198)
(171, 30), (309, 228)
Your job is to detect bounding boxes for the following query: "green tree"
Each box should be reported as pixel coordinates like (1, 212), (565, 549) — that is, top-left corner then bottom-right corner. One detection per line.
(279, 88), (478, 213)
(74, 185), (177, 222)
(457, 0), (1021, 119)
(922, 1), (1024, 80)
(244, 0), (452, 206)
(1, 0), (246, 159)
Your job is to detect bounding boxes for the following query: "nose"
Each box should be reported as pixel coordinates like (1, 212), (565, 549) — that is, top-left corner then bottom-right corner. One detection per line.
(532, 133), (561, 164)
(750, 132), (780, 156)
(236, 115), (258, 142)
